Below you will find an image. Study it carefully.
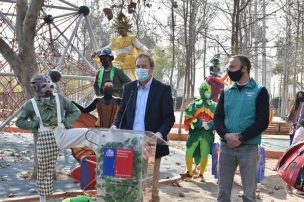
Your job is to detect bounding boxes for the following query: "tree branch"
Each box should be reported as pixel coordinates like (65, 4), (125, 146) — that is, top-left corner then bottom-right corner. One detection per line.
(240, 1), (288, 30)
(0, 37), (22, 67)
(16, 0), (28, 44)
(239, 0), (250, 13)
(20, 0), (44, 56)
(198, 31), (231, 57)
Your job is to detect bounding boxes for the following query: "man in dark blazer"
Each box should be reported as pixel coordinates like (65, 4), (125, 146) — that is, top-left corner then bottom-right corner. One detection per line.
(112, 53), (175, 202)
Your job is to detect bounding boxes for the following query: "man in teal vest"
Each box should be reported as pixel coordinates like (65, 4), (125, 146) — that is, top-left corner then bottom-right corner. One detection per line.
(93, 48), (131, 97)
(214, 55), (269, 202)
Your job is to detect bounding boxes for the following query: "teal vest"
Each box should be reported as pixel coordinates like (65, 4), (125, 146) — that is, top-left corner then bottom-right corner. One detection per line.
(224, 79), (263, 144)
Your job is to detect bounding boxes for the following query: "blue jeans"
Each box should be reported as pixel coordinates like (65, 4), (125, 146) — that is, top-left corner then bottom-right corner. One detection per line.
(217, 143), (258, 202)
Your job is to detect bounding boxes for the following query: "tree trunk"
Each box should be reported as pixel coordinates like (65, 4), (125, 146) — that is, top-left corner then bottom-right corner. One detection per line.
(0, 0), (45, 178)
(281, 9), (291, 117)
(293, 0), (301, 95)
(169, 1), (175, 89)
(261, 0), (266, 86)
(301, 1), (304, 90)
(231, 0), (238, 54)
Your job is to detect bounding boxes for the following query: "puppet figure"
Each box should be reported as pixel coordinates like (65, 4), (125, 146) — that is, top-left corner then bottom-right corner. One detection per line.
(205, 57), (228, 102)
(16, 71), (80, 202)
(71, 80), (121, 161)
(92, 17), (150, 80)
(180, 83), (217, 182)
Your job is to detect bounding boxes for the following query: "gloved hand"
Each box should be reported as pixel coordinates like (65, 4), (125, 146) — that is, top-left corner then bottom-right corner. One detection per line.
(109, 125), (118, 132)
(202, 122), (210, 130)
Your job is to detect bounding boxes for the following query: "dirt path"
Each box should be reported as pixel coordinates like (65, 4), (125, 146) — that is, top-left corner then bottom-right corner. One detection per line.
(1, 133), (304, 201)
(158, 141), (304, 202)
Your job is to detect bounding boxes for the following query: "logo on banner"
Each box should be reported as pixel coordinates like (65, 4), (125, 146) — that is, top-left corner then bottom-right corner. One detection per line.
(102, 147), (134, 178)
(105, 149), (115, 157)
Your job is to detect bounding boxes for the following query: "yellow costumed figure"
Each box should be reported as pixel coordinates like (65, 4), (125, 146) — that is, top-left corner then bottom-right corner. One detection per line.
(180, 83), (217, 182)
(92, 17), (150, 80)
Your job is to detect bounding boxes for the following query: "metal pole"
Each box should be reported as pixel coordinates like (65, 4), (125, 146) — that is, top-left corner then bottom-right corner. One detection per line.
(58, 0), (79, 9)
(56, 14), (84, 72)
(51, 22), (97, 72)
(51, 11), (79, 19)
(0, 107), (22, 132)
(0, 11), (52, 72)
(0, 10), (15, 31)
(85, 17), (99, 51)
(77, 88), (94, 104)
(0, 72), (95, 81)
(43, 5), (79, 11)
(0, 0), (17, 3)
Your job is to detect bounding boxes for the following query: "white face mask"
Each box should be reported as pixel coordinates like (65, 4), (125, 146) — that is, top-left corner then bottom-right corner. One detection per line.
(204, 91), (211, 99)
(136, 68), (149, 81)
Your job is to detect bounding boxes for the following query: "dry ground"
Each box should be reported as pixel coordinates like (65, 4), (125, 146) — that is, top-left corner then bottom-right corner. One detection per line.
(158, 141), (304, 202)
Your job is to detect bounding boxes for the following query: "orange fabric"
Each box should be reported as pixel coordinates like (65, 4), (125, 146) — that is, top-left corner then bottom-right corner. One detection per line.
(269, 108), (273, 123)
(72, 112), (97, 128)
(213, 73), (228, 85)
(71, 113), (97, 162)
(184, 117), (193, 131)
(195, 111), (213, 122)
(71, 147), (95, 162)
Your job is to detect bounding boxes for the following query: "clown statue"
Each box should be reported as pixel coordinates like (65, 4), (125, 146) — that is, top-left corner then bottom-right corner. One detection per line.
(92, 17), (150, 80)
(180, 82), (217, 182)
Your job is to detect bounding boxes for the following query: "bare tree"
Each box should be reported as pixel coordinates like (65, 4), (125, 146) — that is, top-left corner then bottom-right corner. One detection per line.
(0, 0), (45, 179)
(231, 0), (250, 54)
(0, 0), (44, 99)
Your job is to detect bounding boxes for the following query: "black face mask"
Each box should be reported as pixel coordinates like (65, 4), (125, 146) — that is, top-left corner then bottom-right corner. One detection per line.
(227, 66), (244, 82)
(297, 96), (304, 103)
(101, 61), (110, 68)
(103, 87), (113, 100)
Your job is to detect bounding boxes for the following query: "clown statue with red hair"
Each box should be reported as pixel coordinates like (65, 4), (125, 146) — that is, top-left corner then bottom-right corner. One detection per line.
(181, 82), (217, 182)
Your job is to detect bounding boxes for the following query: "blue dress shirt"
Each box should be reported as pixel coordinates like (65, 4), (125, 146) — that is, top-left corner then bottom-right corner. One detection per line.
(132, 77), (153, 131)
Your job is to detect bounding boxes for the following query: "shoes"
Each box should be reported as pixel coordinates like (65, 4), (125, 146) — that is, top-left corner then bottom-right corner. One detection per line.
(198, 175), (205, 182)
(180, 172), (192, 179)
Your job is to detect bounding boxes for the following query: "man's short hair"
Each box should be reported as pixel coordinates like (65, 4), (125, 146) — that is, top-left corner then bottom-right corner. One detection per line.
(136, 54), (154, 69)
(231, 55), (251, 72)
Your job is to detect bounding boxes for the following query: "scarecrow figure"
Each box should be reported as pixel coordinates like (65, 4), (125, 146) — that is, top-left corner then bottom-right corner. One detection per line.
(180, 83), (217, 182)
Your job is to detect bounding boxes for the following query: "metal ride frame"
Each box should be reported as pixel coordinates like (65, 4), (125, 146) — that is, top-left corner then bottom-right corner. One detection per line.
(0, 0), (103, 131)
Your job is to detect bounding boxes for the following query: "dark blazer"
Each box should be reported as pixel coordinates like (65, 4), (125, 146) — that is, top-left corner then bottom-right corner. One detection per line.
(113, 78), (175, 158)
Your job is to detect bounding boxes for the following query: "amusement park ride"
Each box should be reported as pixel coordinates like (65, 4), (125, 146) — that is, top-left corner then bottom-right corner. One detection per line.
(0, 0), (102, 130)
